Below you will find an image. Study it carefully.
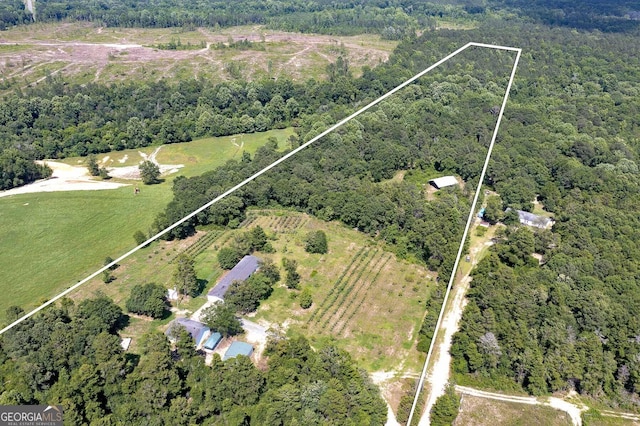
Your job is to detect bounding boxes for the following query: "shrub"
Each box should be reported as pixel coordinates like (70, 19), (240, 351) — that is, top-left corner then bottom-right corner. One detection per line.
(299, 288), (313, 309)
(218, 246), (241, 269)
(430, 384), (460, 426)
(133, 230), (147, 246)
(139, 160), (160, 184)
(305, 230), (328, 254)
(126, 283), (167, 319)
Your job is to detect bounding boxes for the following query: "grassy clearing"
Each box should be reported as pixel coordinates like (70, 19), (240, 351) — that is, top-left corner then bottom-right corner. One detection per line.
(0, 184), (172, 321)
(58, 206), (434, 375)
(245, 210), (434, 373)
(62, 128), (294, 178)
(455, 394), (573, 426)
(582, 416), (640, 426)
(0, 130), (290, 323)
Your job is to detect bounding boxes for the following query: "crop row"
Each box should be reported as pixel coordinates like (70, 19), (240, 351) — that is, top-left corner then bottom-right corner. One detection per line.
(335, 253), (393, 335)
(309, 246), (377, 328)
(269, 215), (306, 233)
(168, 230), (223, 263)
(239, 215), (258, 228)
(320, 249), (386, 331)
(307, 246), (368, 325)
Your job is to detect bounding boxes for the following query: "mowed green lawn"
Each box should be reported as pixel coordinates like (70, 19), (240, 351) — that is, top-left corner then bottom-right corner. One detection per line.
(0, 129), (293, 322)
(0, 186), (171, 320)
(63, 128), (295, 178)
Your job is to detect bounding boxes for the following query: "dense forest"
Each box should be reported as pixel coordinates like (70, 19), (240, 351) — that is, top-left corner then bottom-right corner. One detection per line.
(0, 299), (387, 424)
(2, 0), (638, 34)
(151, 48), (515, 274)
(153, 12), (640, 410)
(420, 24), (640, 408)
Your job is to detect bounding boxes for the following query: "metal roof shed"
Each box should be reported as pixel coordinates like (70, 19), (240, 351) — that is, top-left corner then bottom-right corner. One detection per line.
(223, 341), (254, 361)
(515, 209), (553, 229)
(429, 176), (459, 189)
(203, 332), (222, 350)
(207, 255), (260, 302)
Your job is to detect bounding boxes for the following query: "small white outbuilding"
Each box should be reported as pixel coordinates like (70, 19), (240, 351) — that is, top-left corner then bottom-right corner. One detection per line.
(429, 176), (459, 189)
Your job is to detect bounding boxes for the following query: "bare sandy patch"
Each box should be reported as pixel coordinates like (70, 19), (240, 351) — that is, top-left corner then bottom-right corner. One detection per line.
(0, 160), (128, 198)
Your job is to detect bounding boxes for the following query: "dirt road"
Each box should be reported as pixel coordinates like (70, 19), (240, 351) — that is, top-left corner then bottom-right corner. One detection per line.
(455, 386), (586, 426)
(420, 275), (472, 425)
(419, 232), (492, 425)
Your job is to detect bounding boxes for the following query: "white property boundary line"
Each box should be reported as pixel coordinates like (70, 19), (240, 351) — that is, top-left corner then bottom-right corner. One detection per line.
(407, 44), (522, 426)
(0, 43), (520, 355)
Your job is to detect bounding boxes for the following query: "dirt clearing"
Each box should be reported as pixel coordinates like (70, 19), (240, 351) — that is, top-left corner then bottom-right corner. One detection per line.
(0, 161), (128, 198)
(0, 23), (397, 90)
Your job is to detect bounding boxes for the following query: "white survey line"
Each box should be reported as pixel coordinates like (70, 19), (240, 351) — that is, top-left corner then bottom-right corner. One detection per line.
(407, 46), (522, 426)
(469, 42), (522, 52)
(1, 42), (492, 335)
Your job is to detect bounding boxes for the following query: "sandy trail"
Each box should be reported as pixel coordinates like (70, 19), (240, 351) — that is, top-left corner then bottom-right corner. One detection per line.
(455, 386), (586, 426)
(108, 146), (184, 180)
(420, 276), (471, 426)
(416, 225), (494, 425)
(0, 161), (128, 198)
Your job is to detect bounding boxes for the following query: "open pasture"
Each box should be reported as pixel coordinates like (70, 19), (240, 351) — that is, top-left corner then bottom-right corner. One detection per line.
(0, 129), (290, 322)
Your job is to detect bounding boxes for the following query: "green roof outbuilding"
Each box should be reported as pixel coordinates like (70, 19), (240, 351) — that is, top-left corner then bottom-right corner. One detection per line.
(223, 341), (254, 361)
(204, 332), (222, 350)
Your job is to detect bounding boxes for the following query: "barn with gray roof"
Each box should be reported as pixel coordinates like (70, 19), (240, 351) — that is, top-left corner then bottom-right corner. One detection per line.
(207, 255), (260, 302)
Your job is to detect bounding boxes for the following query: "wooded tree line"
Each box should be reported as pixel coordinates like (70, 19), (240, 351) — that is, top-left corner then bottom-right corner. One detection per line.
(492, 0), (640, 33)
(3, 0), (636, 35)
(0, 0), (466, 36)
(152, 60), (515, 279)
(0, 298), (387, 424)
(151, 14), (640, 408)
(151, 45), (516, 352)
(387, 23), (640, 408)
(1, 0), (639, 416)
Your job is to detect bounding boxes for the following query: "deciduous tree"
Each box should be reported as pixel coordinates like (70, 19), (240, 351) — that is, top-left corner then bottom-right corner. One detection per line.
(201, 303), (243, 338)
(139, 160), (160, 184)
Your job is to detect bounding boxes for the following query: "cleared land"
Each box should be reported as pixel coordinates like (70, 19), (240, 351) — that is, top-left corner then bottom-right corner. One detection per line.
(455, 394), (573, 426)
(69, 208), (434, 379)
(0, 22), (397, 90)
(244, 210), (434, 373)
(0, 129), (291, 322)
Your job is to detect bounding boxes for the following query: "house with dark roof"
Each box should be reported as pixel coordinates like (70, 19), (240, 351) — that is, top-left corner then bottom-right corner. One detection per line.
(223, 341), (254, 361)
(507, 208), (554, 229)
(207, 255), (260, 302)
(165, 317), (210, 347)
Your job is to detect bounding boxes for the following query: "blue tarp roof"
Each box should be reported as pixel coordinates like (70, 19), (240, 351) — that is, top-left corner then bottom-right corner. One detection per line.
(208, 255), (260, 300)
(223, 341), (254, 360)
(204, 332), (222, 350)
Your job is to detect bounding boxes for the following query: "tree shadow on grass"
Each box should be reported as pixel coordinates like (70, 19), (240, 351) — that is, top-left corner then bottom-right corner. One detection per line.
(195, 278), (209, 297)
